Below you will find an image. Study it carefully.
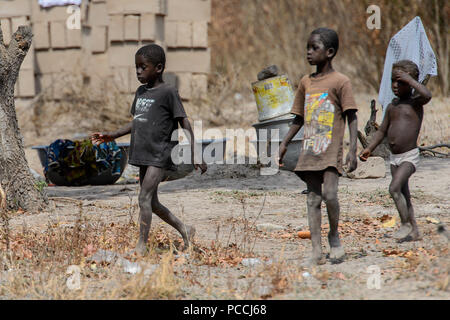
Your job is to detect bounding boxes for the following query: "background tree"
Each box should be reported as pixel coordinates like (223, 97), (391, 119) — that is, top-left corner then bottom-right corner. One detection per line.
(0, 23), (47, 212)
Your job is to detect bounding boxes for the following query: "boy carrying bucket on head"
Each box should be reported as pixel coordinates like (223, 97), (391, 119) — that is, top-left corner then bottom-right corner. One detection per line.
(278, 28), (358, 265)
(91, 44), (207, 255)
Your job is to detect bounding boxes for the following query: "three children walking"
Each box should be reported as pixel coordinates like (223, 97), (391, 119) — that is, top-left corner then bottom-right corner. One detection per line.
(92, 28), (431, 264)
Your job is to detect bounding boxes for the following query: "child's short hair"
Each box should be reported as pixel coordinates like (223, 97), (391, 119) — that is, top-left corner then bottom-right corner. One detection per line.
(136, 44), (166, 72)
(392, 60), (419, 81)
(311, 28), (339, 58)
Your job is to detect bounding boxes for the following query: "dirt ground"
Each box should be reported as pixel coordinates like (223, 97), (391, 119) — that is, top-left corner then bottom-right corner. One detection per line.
(2, 149), (448, 300)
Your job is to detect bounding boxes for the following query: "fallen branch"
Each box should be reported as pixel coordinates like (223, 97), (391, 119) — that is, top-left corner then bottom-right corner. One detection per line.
(357, 130), (368, 149)
(419, 144), (450, 150)
(419, 144), (449, 157)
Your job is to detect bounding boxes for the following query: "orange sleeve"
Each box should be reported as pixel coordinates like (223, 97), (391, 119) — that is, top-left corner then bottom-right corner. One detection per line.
(291, 78), (305, 117)
(340, 79), (358, 112)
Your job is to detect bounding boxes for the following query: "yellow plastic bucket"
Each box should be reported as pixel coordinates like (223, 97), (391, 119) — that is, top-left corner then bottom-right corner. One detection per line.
(252, 75), (294, 121)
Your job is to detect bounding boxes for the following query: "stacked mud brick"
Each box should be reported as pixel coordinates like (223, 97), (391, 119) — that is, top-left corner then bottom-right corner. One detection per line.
(0, 0), (211, 106)
(165, 0), (210, 100)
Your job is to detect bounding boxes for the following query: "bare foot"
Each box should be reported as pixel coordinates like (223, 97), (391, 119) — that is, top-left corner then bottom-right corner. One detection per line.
(329, 246), (346, 264)
(304, 256), (326, 267)
(397, 229), (421, 243)
(135, 240), (148, 256)
(393, 223), (412, 239)
(302, 251), (326, 267)
(182, 225), (196, 250)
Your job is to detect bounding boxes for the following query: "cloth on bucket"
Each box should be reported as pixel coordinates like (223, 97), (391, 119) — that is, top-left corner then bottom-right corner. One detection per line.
(38, 0), (82, 8)
(46, 139), (75, 172)
(94, 141), (122, 177)
(378, 16), (437, 118)
(45, 139), (122, 184)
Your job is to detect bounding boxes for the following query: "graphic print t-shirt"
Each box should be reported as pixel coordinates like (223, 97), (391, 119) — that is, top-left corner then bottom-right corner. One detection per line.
(290, 71), (357, 174)
(129, 83), (187, 169)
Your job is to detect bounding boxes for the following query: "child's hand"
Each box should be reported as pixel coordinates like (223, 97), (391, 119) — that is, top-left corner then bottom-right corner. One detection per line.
(359, 148), (371, 161)
(345, 152), (357, 173)
(91, 132), (114, 145)
(277, 143), (287, 167)
(194, 163), (207, 174)
(392, 69), (414, 84)
(190, 154), (207, 174)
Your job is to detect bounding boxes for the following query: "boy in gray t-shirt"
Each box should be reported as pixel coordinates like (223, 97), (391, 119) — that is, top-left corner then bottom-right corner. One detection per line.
(128, 82), (187, 170)
(92, 44), (206, 255)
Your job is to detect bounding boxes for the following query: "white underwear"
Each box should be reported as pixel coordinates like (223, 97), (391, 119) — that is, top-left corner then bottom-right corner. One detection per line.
(390, 148), (420, 169)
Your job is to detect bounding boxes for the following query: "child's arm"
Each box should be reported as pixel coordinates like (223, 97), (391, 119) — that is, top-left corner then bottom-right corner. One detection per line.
(394, 69), (432, 105)
(359, 105), (391, 161)
(344, 109), (358, 172)
(91, 122), (132, 145)
(278, 115), (304, 166)
(179, 118), (207, 174)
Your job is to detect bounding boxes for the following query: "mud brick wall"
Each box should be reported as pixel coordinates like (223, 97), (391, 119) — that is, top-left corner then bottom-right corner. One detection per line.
(103, 0), (166, 95)
(165, 0), (210, 100)
(0, 0), (211, 103)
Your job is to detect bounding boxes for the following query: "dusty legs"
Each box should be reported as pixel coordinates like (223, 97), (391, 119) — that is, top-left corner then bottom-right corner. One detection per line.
(389, 163), (420, 242)
(135, 166), (195, 255)
(305, 182), (324, 265)
(303, 168), (344, 265)
(322, 169), (345, 263)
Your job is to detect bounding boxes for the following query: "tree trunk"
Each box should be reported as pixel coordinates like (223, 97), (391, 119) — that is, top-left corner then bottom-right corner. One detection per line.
(0, 23), (47, 212)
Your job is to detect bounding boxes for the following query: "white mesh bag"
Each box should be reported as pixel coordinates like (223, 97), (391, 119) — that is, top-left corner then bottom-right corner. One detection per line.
(38, 0), (82, 8)
(378, 16), (438, 118)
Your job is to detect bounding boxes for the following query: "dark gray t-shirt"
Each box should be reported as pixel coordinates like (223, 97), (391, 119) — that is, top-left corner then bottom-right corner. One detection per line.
(129, 83), (187, 169)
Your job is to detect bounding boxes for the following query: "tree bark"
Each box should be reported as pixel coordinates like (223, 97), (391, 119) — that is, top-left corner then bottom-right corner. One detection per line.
(0, 23), (47, 212)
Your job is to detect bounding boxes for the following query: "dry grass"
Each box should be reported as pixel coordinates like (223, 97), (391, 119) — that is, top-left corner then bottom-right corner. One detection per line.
(0, 196), (268, 299)
(0, 201), (183, 299)
(0, 190), (323, 300)
(387, 243), (449, 292)
(194, 193), (266, 266)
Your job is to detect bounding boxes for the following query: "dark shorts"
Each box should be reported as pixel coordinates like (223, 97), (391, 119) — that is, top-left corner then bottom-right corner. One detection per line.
(294, 166), (340, 185)
(137, 165), (170, 182)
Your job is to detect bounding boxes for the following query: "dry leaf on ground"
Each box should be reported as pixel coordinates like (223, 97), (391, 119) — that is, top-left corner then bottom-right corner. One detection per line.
(382, 217), (396, 228)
